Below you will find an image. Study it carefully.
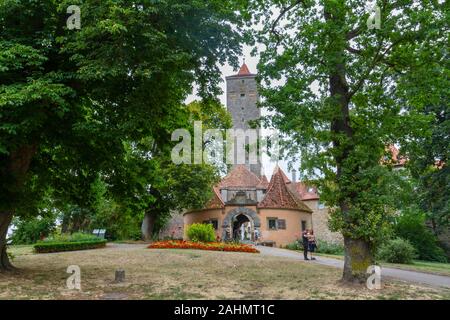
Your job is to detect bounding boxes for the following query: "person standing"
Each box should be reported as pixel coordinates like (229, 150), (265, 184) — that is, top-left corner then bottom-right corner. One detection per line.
(308, 229), (317, 260)
(301, 230), (310, 260)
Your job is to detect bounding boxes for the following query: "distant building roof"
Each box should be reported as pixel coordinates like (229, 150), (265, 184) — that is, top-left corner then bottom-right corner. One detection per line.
(387, 145), (407, 167)
(292, 182), (320, 201)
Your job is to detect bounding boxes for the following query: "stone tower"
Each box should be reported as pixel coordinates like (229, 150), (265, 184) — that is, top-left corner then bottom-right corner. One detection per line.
(225, 62), (262, 177)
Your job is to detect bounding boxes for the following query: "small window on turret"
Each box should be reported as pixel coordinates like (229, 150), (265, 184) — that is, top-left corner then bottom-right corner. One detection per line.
(240, 93), (245, 97)
(242, 80), (245, 83)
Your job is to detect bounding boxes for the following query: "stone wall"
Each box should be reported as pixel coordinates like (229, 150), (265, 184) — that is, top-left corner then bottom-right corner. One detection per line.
(158, 212), (184, 240)
(304, 199), (343, 244)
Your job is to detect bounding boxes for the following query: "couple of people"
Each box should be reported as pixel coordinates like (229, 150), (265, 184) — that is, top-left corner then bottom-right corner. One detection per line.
(301, 229), (317, 260)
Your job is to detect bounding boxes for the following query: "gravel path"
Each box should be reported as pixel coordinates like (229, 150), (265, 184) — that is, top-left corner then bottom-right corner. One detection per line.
(257, 245), (450, 289)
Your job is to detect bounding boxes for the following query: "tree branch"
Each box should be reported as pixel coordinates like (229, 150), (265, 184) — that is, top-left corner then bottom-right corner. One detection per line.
(270, 0), (305, 44)
(348, 38), (403, 98)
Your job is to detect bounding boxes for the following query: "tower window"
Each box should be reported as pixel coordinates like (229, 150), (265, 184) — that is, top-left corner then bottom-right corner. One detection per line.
(240, 93), (245, 97)
(242, 79), (245, 83)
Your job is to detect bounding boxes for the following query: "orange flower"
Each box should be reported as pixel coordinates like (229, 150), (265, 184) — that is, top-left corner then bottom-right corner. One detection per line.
(148, 240), (259, 253)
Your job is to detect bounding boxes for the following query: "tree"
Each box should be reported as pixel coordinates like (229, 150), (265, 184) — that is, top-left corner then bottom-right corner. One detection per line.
(139, 100), (232, 240)
(244, 0), (447, 283)
(0, 0), (245, 270)
(406, 103), (449, 237)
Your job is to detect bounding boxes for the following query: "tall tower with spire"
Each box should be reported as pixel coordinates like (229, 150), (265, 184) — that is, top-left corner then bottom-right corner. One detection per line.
(225, 61), (262, 177)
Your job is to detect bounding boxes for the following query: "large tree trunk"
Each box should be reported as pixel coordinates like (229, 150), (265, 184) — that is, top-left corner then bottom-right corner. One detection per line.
(0, 143), (38, 271)
(0, 212), (14, 271)
(141, 212), (156, 241)
(342, 236), (373, 284)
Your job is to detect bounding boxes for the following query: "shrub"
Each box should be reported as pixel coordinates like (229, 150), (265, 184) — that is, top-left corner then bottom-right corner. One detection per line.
(11, 216), (55, 244)
(315, 239), (345, 255)
(285, 241), (302, 251)
(395, 209), (448, 262)
(34, 239), (107, 253)
(43, 232), (99, 243)
(186, 223), (215, 242)
(376, 238), (417, 264)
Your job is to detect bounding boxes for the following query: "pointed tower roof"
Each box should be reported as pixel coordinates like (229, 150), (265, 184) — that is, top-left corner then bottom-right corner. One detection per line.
(237, 63), (251, 75)
(271, 165), (291, 184)
(226, 60), (256, 79)
(258, 167), (312, 212)
(218, 165), (261, 189)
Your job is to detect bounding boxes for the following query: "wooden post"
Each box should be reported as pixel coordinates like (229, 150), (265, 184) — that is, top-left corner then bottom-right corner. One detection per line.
(115, 269), (125, 283)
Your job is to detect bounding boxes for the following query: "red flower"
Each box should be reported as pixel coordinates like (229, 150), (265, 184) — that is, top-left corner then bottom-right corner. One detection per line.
(148, 240), (259, 253)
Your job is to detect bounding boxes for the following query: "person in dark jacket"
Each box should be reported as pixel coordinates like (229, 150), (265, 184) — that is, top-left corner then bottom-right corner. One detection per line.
(301, 230), (310, 260)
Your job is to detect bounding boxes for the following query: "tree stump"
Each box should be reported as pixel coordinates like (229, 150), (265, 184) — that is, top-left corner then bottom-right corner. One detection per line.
(115, 269), (125, 283)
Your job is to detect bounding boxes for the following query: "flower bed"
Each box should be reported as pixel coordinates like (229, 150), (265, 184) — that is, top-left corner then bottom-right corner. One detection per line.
(148, 240), (259, 253)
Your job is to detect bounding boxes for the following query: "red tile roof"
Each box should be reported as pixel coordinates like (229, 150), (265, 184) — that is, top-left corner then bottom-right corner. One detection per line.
(218, 164), (261, 189)
(387, 145), (407, 166)
(237, 63), (251, 75)
(205, 187), (225, 209)
(293, 182), (319, 201)
(258, 167), (312, 212)
(257, 175), (269, 189)
(278, 165), (291, 184)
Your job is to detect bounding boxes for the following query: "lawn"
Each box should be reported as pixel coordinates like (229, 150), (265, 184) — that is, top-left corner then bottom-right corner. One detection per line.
(1, 244), (449, 300)
(311, 252), (450, 277)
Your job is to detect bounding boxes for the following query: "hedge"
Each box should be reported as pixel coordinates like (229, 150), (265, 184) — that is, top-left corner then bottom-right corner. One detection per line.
(34, 239), (107, 253)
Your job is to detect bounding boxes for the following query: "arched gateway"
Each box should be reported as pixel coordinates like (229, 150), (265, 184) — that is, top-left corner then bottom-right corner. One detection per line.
(222, 207), (260, 241)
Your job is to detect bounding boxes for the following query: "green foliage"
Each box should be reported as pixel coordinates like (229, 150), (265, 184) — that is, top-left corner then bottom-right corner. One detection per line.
(401, 66), (449, 236)
(11, 216), (56, 245)
(34, 239), (106, 253)
(395, 209), (447, 263)
(0, 0), (245, 263)
(7, 246), (15, 262)
(186, 223), (215, 243)
(242, 1), (447, 262)
(285, 241), (302, 251)
(83, 178), (143, 240)
(315, 239), (345, 255)
(376, 238), (417, 264)
(42, 232), (100, 243)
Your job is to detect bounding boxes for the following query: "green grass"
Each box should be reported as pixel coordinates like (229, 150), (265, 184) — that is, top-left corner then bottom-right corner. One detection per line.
(384, 260), (450, 276)
(8, 245), (34, 256)
(312, 252), (450, 276)
(2, 244), (449, 300)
